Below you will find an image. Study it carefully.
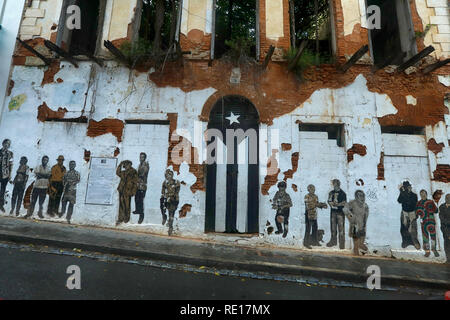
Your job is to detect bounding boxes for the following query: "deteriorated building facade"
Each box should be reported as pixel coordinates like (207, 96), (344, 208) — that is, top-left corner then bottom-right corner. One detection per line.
(1, 0), (449, 263)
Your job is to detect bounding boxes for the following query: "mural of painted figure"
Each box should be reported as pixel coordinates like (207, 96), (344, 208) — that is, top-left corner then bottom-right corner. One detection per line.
(416, 190), (440, 258)
(25, 156), (51, 219)
(10, 156), (30, 216)
(116, 160), (138, 225)
(344, 190), (369, 256)
(0, 139), (13, 213)
(161, 169), (180, 236)
(303, 184), (328, 249)
(397, 181), (420, 250)
(47, 155), (66, 217)
(439, 194), (450, 263)
(327, 179), (347, 249)
(60, 161), (80, 224)
(272, 181), (292, 238)
(133, 153), (149, 225)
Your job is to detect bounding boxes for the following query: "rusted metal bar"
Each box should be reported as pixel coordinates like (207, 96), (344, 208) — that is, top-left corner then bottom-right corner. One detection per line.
(422, 58), (450, 74)
(288, 40), (307, 71)
(262, 45), (275, 70)
(103, 40), (130, 67)
(16, 37), (52, 66)
(339, 45), (369, 72)
(397, 45), (435, 73)
(44, 40), (79, 68)
(371, 51), (406, 73)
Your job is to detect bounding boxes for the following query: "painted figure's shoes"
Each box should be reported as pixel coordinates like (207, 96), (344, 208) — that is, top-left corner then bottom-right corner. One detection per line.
(162, 215), (167, 226)
(326, 241), (336, 247)
(282, 230), (288, 238)
(275, 230), (282, 235)
(15, 211), (19, 217)
(360, 243), (369, 251)
(138, 214), (144, 224)
(414, 243), (421, 250)
(38, 211), (44, 219)
(424, 251), (431, 257)
(9, 209), (14, 215)
(432, 250), (440, 257)
(0, 206), (5, 213)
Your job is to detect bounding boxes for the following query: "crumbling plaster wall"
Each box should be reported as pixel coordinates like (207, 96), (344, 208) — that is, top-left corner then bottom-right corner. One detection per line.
(1, 58), (449, 262)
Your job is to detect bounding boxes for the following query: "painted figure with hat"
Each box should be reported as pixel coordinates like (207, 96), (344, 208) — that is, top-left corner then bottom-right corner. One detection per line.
(25, 155), (51, 219)
(272, 181), (292, 238)
(60, 160), (80, 224)
(397, 181), (420, 249)
(116, 160), (138, 225)
(47, 155), (66, 217)
(161, 169), (180, 236)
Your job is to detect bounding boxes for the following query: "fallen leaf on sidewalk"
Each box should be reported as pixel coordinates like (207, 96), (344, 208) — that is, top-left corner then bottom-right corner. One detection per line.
(214, 272), (220, 276)
(265, 292), (271, 295)
(199, 266), (206, 269)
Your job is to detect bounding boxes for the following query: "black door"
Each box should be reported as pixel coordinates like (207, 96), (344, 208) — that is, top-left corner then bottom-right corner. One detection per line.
(205, 96), (259, 234)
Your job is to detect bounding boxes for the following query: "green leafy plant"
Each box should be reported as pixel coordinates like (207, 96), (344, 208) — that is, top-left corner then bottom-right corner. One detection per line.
(119, 38), (153, 65)
(224, 36), (254, 63)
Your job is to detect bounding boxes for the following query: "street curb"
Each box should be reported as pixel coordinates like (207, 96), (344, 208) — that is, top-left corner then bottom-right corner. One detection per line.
(0, 231), (448, 291)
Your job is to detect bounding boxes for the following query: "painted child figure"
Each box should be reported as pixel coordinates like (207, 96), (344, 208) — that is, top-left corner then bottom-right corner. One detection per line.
(272, 181), (292, 238)
(416, 190), (439, 258)
(303, 184), (328, 249)
(161, 169), (180, 236)
(9, 156), (29, 216)
(60, 161), (80, 224)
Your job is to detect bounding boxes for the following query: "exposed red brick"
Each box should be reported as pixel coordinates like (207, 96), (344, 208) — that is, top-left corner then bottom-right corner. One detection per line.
(37, 102), (68, 122)
(23, 182), (34, 209)
(433, 165), (450, 183)
(261, 151), (280, 196)
(283, 152), (299, 181)
(281, 143), (292, 151)
(347, 144), (367, 162)
(87, 119), (125, 142)
(377, 152), (385, 180)
(114, 147), (120, 157)
(179, 204), (192, 218)
(292, 184), (298, 192)
(6, 80), (14, 97)
(84, 150), (91, 163)
(41, 61), (61, 86)
(56, 78), (63, 83)
(427, 138), (445, 155)
(167, 113), (205, 193)
(149, 59), (447, 128)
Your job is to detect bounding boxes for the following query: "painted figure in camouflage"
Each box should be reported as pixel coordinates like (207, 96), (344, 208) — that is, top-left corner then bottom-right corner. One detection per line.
(416, 190), (439, 258)
(272, 181), (292, 238)
(161, 169), (180, 236)
(60, 160), (80, 224)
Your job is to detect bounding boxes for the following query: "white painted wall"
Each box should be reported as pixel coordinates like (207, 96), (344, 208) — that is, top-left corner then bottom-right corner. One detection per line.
(0, 0), (25, 118)
(1, 61), (449, 263)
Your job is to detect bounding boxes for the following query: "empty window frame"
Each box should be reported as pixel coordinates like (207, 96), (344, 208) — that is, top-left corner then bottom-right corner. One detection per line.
(381, 126), (425, 135)
(213, 0), (257, 59)
(56, 0), (107, 56)
(366, 0), (417, 65)
(299, 123), (345, 147)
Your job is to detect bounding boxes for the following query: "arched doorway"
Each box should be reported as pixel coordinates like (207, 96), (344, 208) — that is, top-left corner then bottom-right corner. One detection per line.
(205, 96), (259, 234)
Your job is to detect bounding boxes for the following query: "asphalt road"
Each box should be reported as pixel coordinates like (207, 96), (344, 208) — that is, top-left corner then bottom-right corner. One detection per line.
(0, 244), (443, 300)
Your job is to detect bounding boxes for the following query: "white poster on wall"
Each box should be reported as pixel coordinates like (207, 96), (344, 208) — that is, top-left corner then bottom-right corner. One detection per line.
(85, 157), (118, 205)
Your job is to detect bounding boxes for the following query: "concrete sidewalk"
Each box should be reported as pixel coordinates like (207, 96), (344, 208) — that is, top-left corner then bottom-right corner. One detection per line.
(0, 216), (448, 292)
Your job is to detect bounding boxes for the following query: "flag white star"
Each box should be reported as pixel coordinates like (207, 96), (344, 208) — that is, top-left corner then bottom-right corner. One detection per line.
(226, 112), (240, 125)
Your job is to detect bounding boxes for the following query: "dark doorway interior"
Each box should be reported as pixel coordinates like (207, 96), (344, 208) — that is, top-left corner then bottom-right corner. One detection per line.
(69, 0), (101, 56)
(205, 96), (259, 234)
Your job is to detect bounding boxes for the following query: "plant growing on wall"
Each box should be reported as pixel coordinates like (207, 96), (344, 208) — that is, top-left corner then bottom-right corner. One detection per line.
(224, 36), (255, 65)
